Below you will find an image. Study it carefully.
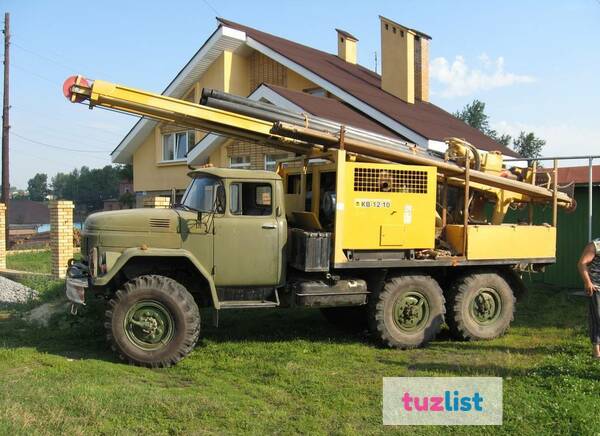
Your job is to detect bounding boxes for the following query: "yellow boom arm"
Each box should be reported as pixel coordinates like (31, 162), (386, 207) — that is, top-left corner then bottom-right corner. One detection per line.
(63, 75), (573, 209)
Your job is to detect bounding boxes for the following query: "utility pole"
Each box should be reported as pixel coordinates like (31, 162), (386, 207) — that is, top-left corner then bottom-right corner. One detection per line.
(2, 12), (9, 244)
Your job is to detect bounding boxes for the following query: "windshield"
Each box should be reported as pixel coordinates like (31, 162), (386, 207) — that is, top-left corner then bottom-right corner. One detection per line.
(181, 175), (223, 212)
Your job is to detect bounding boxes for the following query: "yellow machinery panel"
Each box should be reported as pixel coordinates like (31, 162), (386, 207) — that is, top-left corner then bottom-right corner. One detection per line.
(340, 162), (437, 250)
(446, 224), (556, 260)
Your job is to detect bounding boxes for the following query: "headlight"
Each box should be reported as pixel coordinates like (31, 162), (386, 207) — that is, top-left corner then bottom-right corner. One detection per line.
(89, 247), (98, 278)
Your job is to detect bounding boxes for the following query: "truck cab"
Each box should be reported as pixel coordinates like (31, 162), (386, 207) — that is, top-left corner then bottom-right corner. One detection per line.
(181, 168), (287, 289)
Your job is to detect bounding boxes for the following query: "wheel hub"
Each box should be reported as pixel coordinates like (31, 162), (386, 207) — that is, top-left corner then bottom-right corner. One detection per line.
(393, 291), (430, 332)
(470, 287), (502, 325)
(125, 300), (175, 350)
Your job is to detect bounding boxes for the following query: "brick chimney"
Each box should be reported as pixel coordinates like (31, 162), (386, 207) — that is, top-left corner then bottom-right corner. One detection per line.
(336, 29), (358, 64)
(379, 16), (431, 104)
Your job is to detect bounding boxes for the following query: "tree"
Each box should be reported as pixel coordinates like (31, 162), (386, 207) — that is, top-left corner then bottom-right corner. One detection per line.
(27, 173), (48, 201)
(453, 99), (511, 145)
(454, 100), (546, 158)
(50, 165), (127, 212)
(453, 100), (492, 133)
(119, 191), (135, 209)
(512, 131), (545, 159)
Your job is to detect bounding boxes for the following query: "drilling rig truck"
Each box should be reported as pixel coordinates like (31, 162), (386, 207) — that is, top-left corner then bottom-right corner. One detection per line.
(63, 75), (574, 367)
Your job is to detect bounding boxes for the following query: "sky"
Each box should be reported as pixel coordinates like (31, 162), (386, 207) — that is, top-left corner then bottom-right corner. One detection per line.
(2, 0), (600, 189)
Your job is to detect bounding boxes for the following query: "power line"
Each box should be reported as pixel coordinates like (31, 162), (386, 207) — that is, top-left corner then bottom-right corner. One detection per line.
(11, 35), (109, 77)
(10, 105), (125, 138)
(10, 131), (112, 154)
(12, 41), (77, 72)
(12, 63), (56, 84)
(14, 118), (118, 146)
(201, 0), (221, 16)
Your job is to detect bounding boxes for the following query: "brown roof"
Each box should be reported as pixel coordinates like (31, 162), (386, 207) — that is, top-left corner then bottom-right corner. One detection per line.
(541, 165), (600, 185)
(218, 18), (519, 158)
(263, 84), (404, 139)
(8, 200), (49, 225)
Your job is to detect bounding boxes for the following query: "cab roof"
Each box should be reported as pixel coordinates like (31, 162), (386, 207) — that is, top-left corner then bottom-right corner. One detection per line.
(188, 167), (282, 180)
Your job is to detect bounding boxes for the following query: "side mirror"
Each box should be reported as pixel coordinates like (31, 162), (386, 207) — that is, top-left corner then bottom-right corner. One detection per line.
(215, 185), (226, 214)
(276, 205), (282, 217)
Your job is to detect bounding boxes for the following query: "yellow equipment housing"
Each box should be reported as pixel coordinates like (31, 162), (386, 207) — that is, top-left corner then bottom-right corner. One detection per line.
(279, 150), (556, 267)
(340, 162), (437, 250)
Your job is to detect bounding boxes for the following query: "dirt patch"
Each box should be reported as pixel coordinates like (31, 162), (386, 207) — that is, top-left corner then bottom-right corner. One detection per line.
(24, 299), (69, 327)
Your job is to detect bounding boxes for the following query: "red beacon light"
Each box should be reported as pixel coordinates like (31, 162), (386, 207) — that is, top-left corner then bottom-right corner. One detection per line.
(62, 75), (90, 103)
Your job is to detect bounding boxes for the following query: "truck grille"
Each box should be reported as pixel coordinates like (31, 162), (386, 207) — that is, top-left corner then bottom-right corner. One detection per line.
(149, 218), (170, 229)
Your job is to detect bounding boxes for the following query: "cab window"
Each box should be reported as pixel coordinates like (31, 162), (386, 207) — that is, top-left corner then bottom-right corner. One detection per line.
(182, 175), (224, 212)
(230, 182), (272, 216)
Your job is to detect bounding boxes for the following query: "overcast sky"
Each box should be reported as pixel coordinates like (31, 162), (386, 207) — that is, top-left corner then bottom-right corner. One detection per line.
(3, 0), (600, 188)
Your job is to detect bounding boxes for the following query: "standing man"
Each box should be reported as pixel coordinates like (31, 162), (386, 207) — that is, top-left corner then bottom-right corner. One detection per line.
(577, 239), (600, 359)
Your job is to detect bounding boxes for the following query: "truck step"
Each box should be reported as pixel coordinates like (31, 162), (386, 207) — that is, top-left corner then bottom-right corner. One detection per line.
(219, 300), (279, 309)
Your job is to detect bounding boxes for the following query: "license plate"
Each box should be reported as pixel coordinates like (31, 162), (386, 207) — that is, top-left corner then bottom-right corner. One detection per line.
(66, 277), (88, 305)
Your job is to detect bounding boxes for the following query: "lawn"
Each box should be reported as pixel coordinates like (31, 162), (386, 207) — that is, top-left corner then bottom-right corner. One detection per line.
(6, 250), (52, 274)
(6, 250), (80, 275)
(0, 276), (599, 435)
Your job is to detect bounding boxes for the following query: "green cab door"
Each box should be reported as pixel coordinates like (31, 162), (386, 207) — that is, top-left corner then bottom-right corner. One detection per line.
(213, 180), (282, 287)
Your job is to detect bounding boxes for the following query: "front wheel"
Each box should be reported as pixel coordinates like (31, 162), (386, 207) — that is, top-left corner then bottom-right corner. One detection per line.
(368, 275), (445, 349)
(105, 275), (200, 367)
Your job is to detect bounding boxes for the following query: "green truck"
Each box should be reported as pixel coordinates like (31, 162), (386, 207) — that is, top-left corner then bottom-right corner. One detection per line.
(67, 166), (524, 368)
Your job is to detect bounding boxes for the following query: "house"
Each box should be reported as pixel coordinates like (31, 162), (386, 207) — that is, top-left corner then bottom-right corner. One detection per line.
(103, 179), (135, 211)
(111, 16), (518, 203)
(8, 199), (49, 228)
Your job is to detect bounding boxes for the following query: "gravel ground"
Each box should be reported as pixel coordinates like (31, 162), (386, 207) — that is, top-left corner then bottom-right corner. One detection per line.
(0, 276), (39, 304)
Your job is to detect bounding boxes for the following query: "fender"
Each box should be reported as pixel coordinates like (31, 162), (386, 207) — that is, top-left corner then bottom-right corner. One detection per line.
(92, 247), (221, 309)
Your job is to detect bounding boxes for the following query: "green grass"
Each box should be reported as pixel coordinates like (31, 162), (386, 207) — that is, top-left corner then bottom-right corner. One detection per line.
(6, 250), (52, 274)
(0, 279), (599, 435)
(6, 250), (80, 274)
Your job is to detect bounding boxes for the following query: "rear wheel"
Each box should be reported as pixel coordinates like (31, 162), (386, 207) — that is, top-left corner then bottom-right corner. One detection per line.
(368, 275), (445, 348)
(105, 275), (200, 367)
(447, 272), (515, 341)
(320, 306), (368, 331)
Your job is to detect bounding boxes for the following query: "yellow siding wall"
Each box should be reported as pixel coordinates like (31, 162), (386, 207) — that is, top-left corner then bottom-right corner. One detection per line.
(287, 70), (315, 92)
(132, 48), (315, 193)
(133, 131), (191, 192)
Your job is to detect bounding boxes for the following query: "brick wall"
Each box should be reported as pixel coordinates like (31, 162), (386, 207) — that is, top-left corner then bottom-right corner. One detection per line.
(143, 196), (171, 208)
(249, 51), (287, 92)
(226, 141), (293, 170)
(49, 200), (74, 279)
(414, 37), (429, 102)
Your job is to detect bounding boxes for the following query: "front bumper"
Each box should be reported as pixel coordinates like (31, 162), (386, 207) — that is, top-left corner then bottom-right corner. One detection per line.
(65, 262), (90, 305)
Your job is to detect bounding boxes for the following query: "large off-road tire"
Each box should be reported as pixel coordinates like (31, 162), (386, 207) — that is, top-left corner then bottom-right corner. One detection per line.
(446, 272), (515, 341)
(105, 275), (200, 367)
(320, 306), (368, 331)
(368, 275), (445, 348)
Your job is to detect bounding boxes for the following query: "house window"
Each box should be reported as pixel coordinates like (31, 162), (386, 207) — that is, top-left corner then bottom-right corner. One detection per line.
(229, 155), (251, 169)
(162, 131), (196, 161)
(264, 154), (289, 172)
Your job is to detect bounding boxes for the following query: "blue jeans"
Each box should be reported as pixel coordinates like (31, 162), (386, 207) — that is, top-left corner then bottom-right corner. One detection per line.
(590, 291), (600, 345)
